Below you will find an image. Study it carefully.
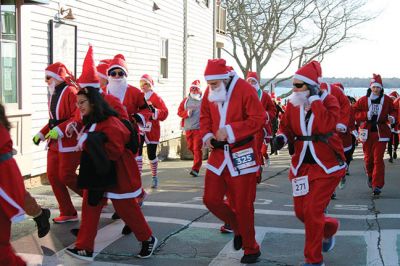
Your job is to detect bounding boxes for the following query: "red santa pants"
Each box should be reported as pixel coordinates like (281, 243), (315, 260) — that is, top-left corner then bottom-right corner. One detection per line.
(185, 130), (202, 172)
(362, 132), (386, 188)
(0, 209), (26, 266)
(47, 149), (82, 216)
(75, 190), (152, 252)
(203, 168), (259, 255)
(293, 166), (342, 264)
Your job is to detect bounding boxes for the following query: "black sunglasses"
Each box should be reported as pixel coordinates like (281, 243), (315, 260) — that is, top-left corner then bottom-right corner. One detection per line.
(109, 71), (125, 77)
(293, 83), (305, 88)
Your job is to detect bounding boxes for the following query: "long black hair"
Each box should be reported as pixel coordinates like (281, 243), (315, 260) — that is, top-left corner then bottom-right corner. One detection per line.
(77, 87), (118, 125)
(0, 102), (11, 131)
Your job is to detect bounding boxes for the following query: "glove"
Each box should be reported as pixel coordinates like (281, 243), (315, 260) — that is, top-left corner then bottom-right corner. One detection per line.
(45, 129), (59, 140)
(388, 115), (395, 124)
(308, 85), (319, 97)
(33, 134), (41, 145)
(271, 135), (285, 154)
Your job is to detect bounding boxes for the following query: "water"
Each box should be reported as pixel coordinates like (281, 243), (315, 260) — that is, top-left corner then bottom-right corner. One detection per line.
(270, 87), (400, 99)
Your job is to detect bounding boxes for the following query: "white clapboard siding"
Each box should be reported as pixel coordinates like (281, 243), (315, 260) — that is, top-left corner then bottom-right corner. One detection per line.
(25, 0), (213, 175)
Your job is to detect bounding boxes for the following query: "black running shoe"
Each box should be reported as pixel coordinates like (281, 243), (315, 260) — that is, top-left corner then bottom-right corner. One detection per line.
(233, 235), (242, 250)
(33, 208), (50, 238)
(111, 212), (120, 220)
(136, 236), (158, 258)
(121, 225), (132, 235)
(240, 251), (261, 264)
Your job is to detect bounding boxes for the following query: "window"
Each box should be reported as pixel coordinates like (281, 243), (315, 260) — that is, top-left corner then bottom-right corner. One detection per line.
(1, 0), (18, 104)
(160, 38), (168, 79)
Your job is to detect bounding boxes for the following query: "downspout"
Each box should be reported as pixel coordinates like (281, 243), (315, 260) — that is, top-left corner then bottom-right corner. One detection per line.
(183, 0), (188, 98)
(212, 0), (216, 58)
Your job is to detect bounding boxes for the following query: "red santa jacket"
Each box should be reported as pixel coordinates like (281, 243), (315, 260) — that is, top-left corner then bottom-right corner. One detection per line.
(278, 91), (346, 179)
(139, 91), (169, 143)
(354, 94), (395, 141)
(392, 97), (399, 133)
(325, 83), (352, 151)
(38, 84), (79, 152)
(0, 125), (25, 222)
(260, 91), (276, 139)
(78, 116), (142, 198)
(200, 76), (266, 176)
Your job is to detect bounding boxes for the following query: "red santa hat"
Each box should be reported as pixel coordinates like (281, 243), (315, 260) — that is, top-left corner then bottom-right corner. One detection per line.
(96, 59), (111, 80)
(204, 59), (230, 81)
(45, 62), (72, 81)
(270, 92), (276, 99)
(293, 60), (322, 86)
(246, 71), (259, 83)
(140, 74), (154, 87)
(370, 73), (383, 88)
(77, 45), (100, 88)
(189, 79), (202, 93)
(332, 82), (344, 91)
(389, 90), (399, 99)
(107, 54), (128, 76)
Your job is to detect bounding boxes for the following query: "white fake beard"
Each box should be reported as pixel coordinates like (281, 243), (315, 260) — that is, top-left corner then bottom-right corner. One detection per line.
(107, 77), (128, 101)
(190, 93), (201, 101)
(288, 91), (310, 107)
(208, 83), (227, 103)
(48, 80), (56, 95)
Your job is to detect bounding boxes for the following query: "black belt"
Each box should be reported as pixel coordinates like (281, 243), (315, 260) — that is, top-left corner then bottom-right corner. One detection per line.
(295, 132), (333, 143)
(0, 152), (13, 163)
(48, 118), (67, 129)
(211, 136), (253, 150)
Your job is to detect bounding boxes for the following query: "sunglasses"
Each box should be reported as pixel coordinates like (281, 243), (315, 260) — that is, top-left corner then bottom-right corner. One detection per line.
(45, 76), (52, 81)
(109, 71), (125, 77)
(293, 83), (305, 88)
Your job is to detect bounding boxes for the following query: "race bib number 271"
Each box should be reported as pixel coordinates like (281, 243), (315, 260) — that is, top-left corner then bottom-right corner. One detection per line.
(291, 175), (309, 197)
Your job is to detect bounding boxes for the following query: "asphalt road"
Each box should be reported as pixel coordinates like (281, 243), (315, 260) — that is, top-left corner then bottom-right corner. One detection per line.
(11, 146), (400, 266)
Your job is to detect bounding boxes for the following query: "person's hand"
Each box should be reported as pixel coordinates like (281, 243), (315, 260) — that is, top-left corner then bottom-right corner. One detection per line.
(45, 129), (59, 140)
(32, 134), (41, 145)
(216, 127), (228, 141)
(205, 137), (215, 149)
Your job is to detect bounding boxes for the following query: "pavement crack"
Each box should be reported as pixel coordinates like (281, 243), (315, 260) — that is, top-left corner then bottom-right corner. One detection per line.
(154, 210), (210, 254)
(368, 195), (385, 266)
(261, 167), (289, 183)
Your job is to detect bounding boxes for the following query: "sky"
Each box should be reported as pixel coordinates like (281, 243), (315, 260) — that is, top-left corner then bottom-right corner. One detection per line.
(323, 0), (400, 78)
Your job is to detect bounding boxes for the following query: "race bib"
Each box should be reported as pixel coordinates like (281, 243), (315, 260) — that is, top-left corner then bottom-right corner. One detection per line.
(359, 128), (368, 142)
(292, 175), (309, 197)
(371, 104), (380, 115)
(232, 147), (256, 170)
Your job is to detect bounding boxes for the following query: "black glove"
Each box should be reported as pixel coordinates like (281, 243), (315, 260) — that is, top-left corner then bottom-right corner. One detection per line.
(271, 135), (285, 154)
(307, 85), (319, 97)
(210, 138), (227, 149)
(148, 104), (156, 113)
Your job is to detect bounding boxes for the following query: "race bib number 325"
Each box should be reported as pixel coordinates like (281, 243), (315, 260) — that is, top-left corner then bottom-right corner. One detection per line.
(232, 147), (256, 170)
(291, 175), (309, 197)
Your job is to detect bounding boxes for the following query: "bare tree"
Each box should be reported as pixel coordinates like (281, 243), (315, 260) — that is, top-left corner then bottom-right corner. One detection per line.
(222, 0), (374, 90)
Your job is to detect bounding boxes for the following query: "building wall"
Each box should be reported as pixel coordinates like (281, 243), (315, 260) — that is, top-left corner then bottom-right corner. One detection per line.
(14, 0), (214, 176)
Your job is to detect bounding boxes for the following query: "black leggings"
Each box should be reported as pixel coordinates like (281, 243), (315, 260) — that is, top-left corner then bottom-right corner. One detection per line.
(138, 135), (158, 160)
(387, 132), (399, 158)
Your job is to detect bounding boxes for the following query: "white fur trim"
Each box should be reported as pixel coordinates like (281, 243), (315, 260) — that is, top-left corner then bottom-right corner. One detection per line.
(0, 188), (25, 223)
(336, 123), (347, 133)
(202, 133), (214, 145)
(370, 82), (382, 88)
(45, 70), (63, 81)
(104, 188), (142, 199)
(152, 108), (158, 120)
(204, 73), (230, 81)
(293, 74), (318, 86)
(135, 113), (146, 125)
(206, 160), (227, 175)
(38, 132), (45, 141)
(79, 82), (100, 88)
(77, 133), (88, 151)
(266, 111), (270, 122)
(308, 95), (320, 104)
(97, 72), (107, 80)
(107, 65), (128, 76)
(225, 125), (235, 144)
(344, 145), (353, 152)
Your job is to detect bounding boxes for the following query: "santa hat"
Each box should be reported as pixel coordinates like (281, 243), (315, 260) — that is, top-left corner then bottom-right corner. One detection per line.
(370, 73), (383, 88)
(389, 90), (399, 99)
(246, 71), (259, 83)
(204, 59), (230, 81)
(107, 54), (128, 76)
(226, 66), (236, 77)
(189, 80), (202, 93)
(76, 46), (100, 89)
(96, 59), (111, 80)
(270, 92), (276, 99)
(332, 82), (344, 91)
(140, 74), (154, 87)
(45, 62), (72, 81)
(293, 60), (322, 86)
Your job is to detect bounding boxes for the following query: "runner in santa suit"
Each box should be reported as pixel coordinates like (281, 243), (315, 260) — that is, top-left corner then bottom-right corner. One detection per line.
(137, 74), (169, 189)
(320, 82), (351, 194)
(387, 91), (399, 162)
(32, 62), (82, 223)
(272, 61), (346, 266)
(64, 51), (157, 261)
(246, 71), (276, 181)
(354, 74), (396, 196)
(177, 80), (203, 177)
(345, 95), (357, 176)
(201, 59), (265, 264)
